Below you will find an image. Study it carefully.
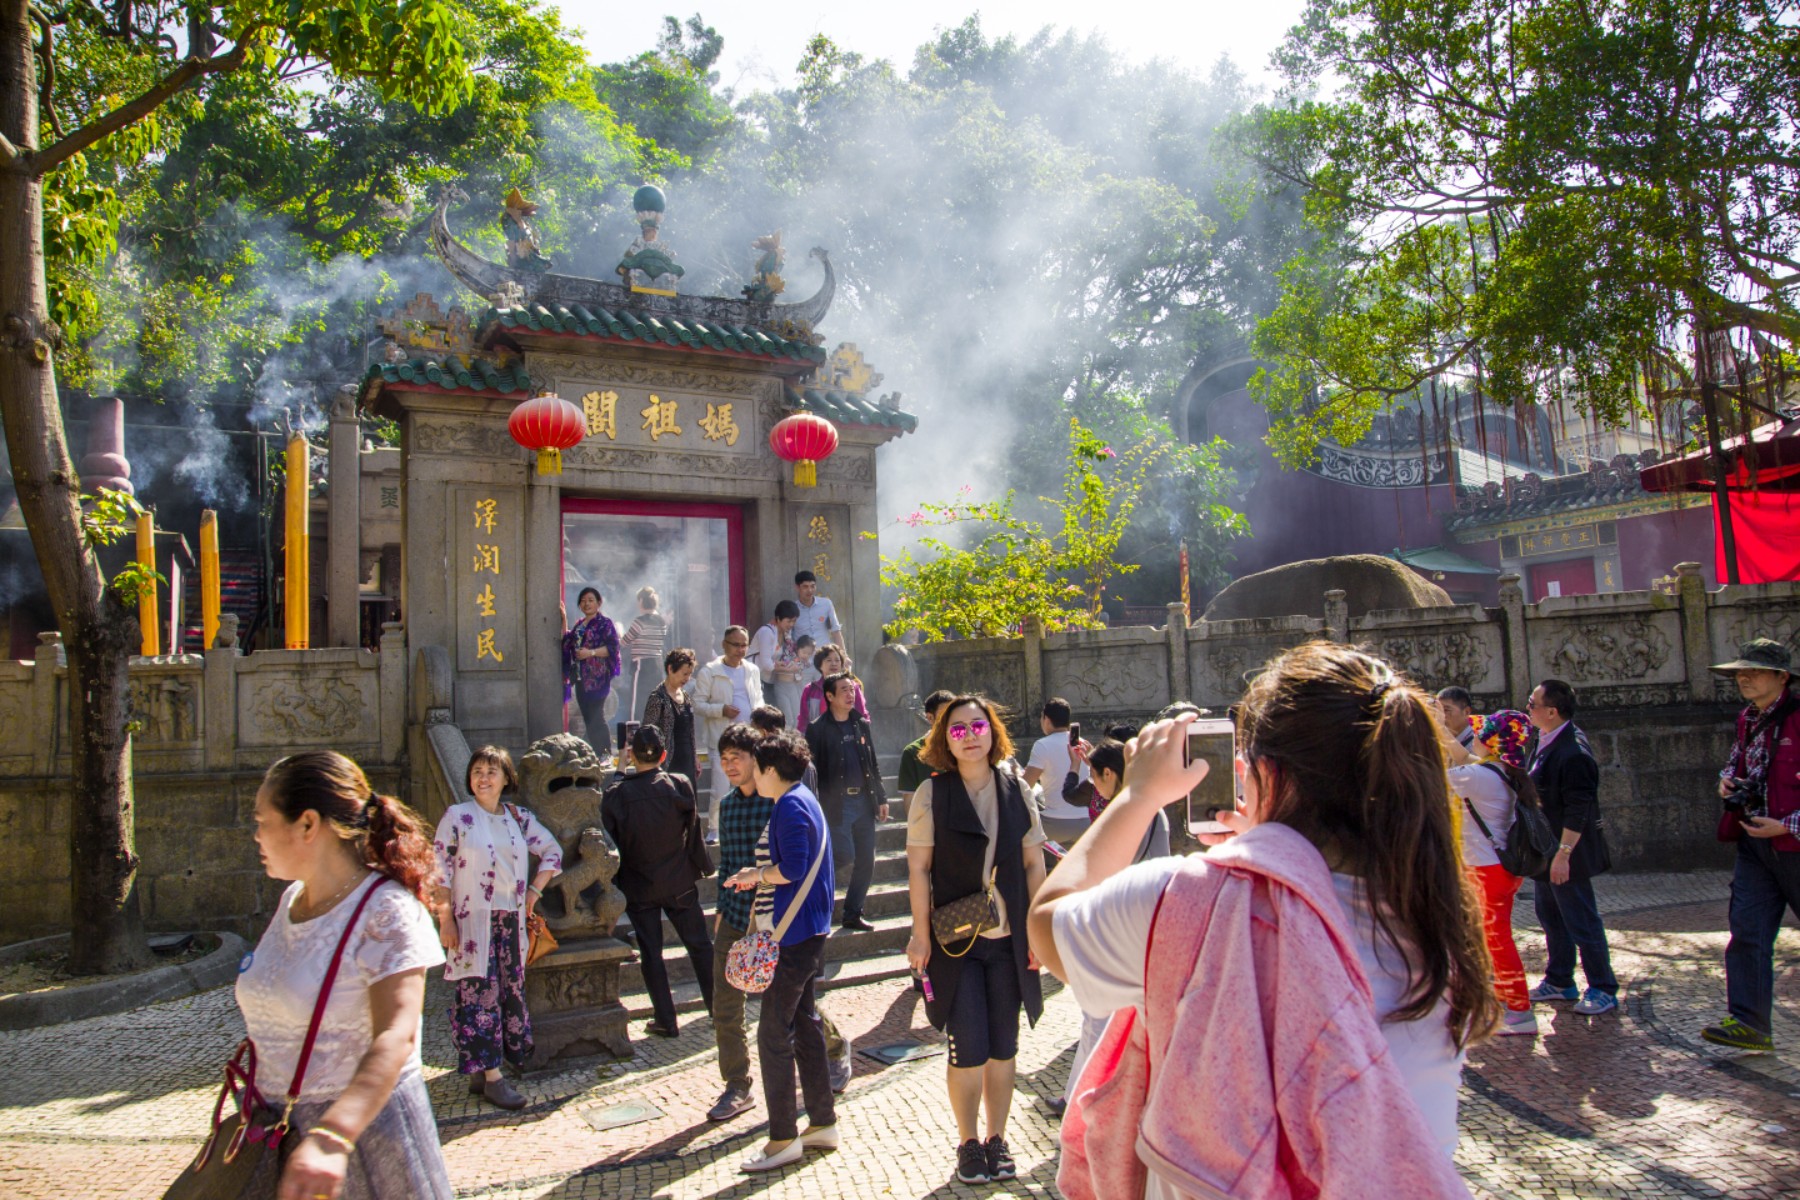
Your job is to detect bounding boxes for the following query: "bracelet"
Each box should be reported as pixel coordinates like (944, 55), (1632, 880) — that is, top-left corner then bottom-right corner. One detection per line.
(528, 885), (543, 898)
(308, 1126), (356, 1154)
(1558, 844), (1575, 853)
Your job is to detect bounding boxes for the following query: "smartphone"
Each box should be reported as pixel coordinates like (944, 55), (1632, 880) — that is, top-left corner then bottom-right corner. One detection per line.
(1068, 722), (1081, 746)
(1182, 718), (1238, 840)
(1042, 839), (1068, 860)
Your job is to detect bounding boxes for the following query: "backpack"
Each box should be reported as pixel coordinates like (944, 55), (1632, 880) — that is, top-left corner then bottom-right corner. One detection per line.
(1463, 762), (1557, 879)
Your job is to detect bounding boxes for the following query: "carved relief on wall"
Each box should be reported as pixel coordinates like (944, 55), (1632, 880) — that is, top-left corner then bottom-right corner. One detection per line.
(815, 449), (875, 483)
(525, 354), (769, 398)
(1377, 631), (1494, 694)
(1194, 638), (1309, 705)
(128, 674), (200, 744)
(410, 420), (519, 460)
(920, 654), (1025, 714)
(0, 683), (30, 749)
(527, 967), (619, 1011)
(1045, 649), (1168, 713)
(1313, 444), (1448, 489)
(244, 675), (375, 745)
(1577, 684), (1687, 709)
(1542, 618), (1673, 683)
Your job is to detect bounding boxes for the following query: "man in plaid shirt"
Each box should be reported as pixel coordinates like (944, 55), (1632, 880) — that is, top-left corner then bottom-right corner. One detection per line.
(708, 721), (852, 1122)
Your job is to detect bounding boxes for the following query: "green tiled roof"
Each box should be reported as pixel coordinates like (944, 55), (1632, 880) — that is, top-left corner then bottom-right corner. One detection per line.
(363, 355), (534, 396)
(486, 304), (828, 365)
(786, 386), (918, 432)
(1391, 545), (1500, 576)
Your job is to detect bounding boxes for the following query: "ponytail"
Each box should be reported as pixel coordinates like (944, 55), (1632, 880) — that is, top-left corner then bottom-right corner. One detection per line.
(1238, 641), (1502, 1049)
(262, 751), (440, 902)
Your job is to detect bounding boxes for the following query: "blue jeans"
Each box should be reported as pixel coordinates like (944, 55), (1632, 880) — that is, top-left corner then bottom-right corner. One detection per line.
(1533, 874), (1618, 995)
(829, 793), (877, 921)
(1726, 837), (1800, 1035)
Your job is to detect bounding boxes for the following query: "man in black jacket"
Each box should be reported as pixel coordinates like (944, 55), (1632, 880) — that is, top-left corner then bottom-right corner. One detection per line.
(805, 672), (887, 932)
(602, 724), (715, 1037)
(1525, 677), (1618, 1016)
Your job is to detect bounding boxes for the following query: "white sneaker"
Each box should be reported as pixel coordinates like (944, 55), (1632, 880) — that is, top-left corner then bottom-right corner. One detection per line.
(1499, 1010), (1539, 1037)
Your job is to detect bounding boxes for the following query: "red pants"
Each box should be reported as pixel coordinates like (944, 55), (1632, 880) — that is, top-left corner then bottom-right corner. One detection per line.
(1471, 863), (1529, 1012)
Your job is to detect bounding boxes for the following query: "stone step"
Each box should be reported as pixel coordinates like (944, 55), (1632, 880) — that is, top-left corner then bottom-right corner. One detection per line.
(691, 823), (911, 905)
(615, 907), (916, 1000)
(645, 869), (912, 950)
(620, 951), (917, 1021)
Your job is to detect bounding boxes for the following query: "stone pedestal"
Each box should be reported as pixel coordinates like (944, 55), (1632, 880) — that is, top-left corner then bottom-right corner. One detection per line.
(522, 935), (634, 1067)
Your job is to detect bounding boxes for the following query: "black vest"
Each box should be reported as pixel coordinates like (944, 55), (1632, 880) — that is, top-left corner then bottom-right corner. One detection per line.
(922, 769), (1044, 1031)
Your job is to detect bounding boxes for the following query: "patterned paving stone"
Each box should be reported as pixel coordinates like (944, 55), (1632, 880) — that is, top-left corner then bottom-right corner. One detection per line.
(1, 869), (1795, 1199)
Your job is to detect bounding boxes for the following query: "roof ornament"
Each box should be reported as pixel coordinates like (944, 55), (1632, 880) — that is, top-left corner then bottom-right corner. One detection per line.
(376, 292), (473, 357)
(501, 188), (552, 274)
(743, 231), (786, 303)
(815, 343), (883, 396)
(617, 184), (685, 296)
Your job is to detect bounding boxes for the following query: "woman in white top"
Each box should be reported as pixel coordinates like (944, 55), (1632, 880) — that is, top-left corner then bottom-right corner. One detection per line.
(1028, 643), (1499, 1198)
(1443, 707), (1538, 1035)
(432, 746), (563, 1109)
(237, 751), (450, 1200)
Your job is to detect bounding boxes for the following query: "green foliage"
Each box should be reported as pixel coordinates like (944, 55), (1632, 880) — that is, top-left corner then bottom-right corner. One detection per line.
(78, 489), (164, 607)
(1243, 0), (1800, 466)
(872, 418), (1179, 640)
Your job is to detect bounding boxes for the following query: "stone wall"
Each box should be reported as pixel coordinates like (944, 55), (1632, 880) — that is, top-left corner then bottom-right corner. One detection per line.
(876, 565), (1800, 872)
(0, 766), (403, 943)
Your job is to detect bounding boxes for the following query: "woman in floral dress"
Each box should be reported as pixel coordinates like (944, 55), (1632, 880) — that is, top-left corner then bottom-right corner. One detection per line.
(431, 746), (562, 1109)
(563, 586), (621, 754)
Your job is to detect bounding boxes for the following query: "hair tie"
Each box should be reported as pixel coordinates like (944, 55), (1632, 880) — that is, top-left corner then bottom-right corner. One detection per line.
(1368, 679), (1393, 704)
(359, 797), (379, 828)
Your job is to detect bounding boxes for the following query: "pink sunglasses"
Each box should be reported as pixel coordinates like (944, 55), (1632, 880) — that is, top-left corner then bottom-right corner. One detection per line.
(947, 719), (991, 740)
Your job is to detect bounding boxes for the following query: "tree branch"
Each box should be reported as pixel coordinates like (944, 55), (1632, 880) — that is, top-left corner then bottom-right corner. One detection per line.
(0, 131), (17, 163)
(31, 39), (251, 175)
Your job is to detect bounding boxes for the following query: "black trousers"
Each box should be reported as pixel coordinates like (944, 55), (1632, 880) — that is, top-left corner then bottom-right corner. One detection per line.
(626, 888), (715, 1030)
(758, 932), (835, 1141)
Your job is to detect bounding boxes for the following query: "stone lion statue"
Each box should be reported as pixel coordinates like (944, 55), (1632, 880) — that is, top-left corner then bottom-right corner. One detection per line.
(516, 733), (626, 937)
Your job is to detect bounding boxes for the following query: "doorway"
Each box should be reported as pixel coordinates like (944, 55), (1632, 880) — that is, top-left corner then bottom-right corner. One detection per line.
(560, 499), (746, 727)
(1528, 556), (1596, 602)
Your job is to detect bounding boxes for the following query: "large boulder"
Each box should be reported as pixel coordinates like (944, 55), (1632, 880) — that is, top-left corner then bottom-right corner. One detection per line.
(1203, 553), (1452, 622)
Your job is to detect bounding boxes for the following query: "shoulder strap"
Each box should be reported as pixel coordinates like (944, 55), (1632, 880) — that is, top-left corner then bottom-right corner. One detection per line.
(287, 877), (389, 1107)
(1461, 795), (1501, 849)
(771, 811), (830, 941)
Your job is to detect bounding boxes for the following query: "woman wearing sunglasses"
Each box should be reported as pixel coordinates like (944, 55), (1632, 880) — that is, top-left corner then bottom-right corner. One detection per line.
(1029, 642), (1495, 1199)
(904, 695), (1048, 1185)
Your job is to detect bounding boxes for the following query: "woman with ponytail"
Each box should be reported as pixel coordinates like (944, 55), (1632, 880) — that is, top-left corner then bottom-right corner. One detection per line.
(235, 751), (451, 1200)
(1029, 642), (1496, 1200)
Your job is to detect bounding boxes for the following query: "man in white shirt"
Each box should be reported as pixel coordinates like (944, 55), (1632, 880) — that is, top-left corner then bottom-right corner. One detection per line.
(691, 627), (764, 841)
(1024, 697), (1091, 847)
(748, 600), (803, 721)
(1436, 686), (1478, 748)
(792, 571), (843, 681)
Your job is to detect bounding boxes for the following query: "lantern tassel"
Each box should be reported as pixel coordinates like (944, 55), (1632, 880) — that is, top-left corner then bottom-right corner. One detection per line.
(536, 447), (563, 475)
(794, 458), (817, 488)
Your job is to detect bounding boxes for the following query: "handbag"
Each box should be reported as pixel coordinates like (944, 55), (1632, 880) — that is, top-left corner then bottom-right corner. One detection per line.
(724, 831), (830, 995)
(930, 869), (1000, 957)
(1463, 765), (1557, 879)
(523, 909), (558, 966)
(1717, 806), (1747, 843)
(163, 878), (388, 1199)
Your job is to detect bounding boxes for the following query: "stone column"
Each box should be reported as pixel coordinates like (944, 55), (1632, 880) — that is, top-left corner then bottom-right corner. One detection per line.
(1675, 562), (1713, 704)
(1165, 602), (1190, 703)
(524, 472), (564, 743)
(1022, 615), (1045, 718)
(203, 632), (237, 772)
(326, 388), (362, 648)
(1498, 572), (1529, 701)
(379, 621), (407, 765)
(1324, 589), (1349, 643)
(30, 632), (62, 775)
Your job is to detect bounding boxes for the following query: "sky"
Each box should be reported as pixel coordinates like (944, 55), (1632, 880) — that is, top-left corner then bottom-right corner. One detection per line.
(557, 0), (1309, 93)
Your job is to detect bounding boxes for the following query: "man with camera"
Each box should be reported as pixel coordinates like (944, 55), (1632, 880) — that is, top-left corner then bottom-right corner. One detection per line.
(1704, 638), (1800, 1053)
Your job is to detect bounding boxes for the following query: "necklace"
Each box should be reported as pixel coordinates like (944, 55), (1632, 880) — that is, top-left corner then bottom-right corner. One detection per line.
(295, 867), (367, 921)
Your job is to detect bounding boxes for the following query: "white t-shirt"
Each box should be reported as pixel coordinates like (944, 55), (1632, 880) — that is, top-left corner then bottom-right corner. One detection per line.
(236, 876), (445, 1100)
(1052, 855), (1463, 1196)
(1448, 764), (1515, 869)
(1027, 732), (1089, 821)
(723, 662), (753, 719)
(906, 772), (1048, 938)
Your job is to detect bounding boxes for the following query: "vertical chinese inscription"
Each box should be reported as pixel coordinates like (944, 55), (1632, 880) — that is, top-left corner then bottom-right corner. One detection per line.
(454, 485), (522, 673)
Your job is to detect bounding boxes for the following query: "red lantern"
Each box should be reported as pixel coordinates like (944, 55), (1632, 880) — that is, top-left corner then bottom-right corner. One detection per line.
(508, 392), (586, 475)
(769, 411), (839, 487)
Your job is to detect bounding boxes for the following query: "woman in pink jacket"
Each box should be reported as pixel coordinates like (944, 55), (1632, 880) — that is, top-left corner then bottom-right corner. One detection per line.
(1028, 641), (1499, 1200)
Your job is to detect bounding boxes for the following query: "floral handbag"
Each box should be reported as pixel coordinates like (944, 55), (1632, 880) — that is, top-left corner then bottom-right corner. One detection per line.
(724, 834), (829, 994)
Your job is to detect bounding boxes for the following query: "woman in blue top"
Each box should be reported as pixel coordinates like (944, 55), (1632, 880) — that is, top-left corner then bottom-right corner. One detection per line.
(724, 729), (838, 1172)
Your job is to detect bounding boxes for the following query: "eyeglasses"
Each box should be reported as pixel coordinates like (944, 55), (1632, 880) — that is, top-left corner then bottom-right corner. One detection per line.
(947, 719), (991, 740)
(724, 640), (749, 649)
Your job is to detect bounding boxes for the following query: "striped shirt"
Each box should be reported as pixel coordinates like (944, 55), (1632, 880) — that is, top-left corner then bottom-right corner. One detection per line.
(621, 613), (668, 664)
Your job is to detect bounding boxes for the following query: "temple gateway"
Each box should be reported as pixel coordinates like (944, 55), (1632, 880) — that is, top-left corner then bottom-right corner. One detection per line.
(358, 188), (916, 752)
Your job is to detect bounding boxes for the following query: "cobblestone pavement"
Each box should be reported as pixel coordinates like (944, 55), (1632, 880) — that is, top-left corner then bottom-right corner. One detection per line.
(1, 870), (1796, 1199)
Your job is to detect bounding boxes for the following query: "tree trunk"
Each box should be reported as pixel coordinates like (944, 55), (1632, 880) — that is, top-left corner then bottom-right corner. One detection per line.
(0, 0), (152, 972)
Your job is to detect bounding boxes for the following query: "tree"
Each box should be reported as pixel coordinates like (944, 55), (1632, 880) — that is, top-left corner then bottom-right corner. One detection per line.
(1243, 0), (1800, 582)
(2, 0), (473, 974)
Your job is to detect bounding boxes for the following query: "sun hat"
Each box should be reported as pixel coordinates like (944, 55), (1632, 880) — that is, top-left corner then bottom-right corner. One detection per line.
(1708, 638), (1792, 676)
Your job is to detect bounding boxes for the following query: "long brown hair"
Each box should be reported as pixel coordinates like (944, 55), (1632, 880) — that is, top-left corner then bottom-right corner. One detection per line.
(1236, 641), (1500, 1047)
(263, 751), (438, 901)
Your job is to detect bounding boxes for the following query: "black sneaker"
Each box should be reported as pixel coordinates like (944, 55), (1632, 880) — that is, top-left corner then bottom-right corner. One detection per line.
(985, 1135), (1016, 1180)
(840, 914), (875, 932)
(955, 1138), (991, 1183)
(707, 1086), (756, 1121)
